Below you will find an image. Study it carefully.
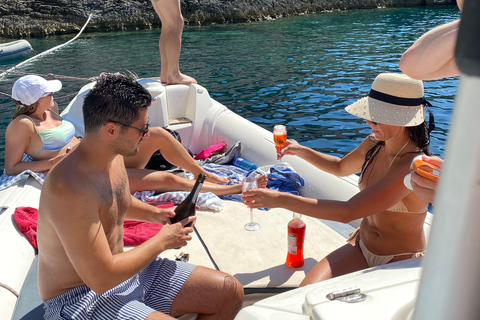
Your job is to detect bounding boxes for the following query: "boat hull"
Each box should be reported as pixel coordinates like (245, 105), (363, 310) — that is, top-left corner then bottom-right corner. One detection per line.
(0, 40), (32, 61)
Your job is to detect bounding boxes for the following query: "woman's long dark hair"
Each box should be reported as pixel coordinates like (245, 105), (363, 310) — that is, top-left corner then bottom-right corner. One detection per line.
(360, 120), (432, 180)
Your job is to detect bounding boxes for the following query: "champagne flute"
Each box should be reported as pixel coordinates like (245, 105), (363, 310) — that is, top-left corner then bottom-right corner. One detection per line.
(243, 176), (260, 231)
(273, 125), (287, 167)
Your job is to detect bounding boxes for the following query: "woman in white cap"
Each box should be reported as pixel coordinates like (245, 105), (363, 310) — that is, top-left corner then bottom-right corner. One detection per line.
(244, 73), (433, 285)
(5, 75), (76, 175)
(4, 74), (265, 195)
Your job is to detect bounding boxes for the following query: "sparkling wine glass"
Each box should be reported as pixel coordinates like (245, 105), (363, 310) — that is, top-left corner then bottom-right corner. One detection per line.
(273, 125), (287, 167)
(243, 176), (260, 231)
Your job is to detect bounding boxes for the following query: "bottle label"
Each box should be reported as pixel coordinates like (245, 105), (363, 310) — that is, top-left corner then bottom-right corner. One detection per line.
(288, 233), (297, 254)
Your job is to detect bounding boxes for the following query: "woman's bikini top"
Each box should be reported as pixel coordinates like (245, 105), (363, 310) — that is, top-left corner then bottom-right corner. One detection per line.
(22, 110), (75, 157)
(358, 180), (423, 213)
(359, 140), (426, 214)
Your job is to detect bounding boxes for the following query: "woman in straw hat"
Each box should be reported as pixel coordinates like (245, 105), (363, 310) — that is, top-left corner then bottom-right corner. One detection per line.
(244, 73), (434, 285)
(3, 74), (266, 195)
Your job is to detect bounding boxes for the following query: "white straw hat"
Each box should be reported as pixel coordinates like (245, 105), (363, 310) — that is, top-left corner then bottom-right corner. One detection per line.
(345, 73), (426, 127)
(12, 75), (62, 106)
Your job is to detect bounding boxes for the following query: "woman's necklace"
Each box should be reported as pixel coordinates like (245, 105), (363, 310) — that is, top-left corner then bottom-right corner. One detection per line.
(389, 139), (410, 168)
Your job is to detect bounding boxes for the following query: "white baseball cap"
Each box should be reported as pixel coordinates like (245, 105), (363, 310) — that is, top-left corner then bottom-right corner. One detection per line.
(12, 75), (62, 106)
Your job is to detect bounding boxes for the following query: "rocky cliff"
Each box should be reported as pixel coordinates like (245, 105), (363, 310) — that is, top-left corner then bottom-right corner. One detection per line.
(0, 0), (456, 37)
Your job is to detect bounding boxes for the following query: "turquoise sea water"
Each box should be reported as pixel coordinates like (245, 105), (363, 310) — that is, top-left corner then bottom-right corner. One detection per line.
(0, 6), (460, 170)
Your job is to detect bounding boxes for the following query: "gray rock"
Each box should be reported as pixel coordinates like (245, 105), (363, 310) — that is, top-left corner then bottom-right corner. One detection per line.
(0, 0), (457, 37)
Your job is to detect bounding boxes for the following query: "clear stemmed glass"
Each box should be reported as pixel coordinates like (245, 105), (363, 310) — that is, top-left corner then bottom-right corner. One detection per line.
(243, 176), (260, 231)
(273, 125), (287, 166)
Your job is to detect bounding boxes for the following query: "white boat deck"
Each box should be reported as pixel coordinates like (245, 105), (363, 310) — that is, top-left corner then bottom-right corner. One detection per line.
(192, 201), (347, 290)
(0, 177), (40, 320)
(4, 175), (349, 320)
(140, 199), (349, 290)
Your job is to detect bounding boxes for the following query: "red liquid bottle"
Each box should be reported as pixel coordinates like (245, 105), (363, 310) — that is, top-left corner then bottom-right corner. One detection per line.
(286, 212), (305, 268)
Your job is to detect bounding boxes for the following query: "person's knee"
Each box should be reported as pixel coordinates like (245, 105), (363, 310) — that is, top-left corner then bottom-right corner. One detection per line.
(161, 13), (184, 30)
(163, 172), (182, 186)
(223, 275), (244, 310)
(173, 14), (184, 27)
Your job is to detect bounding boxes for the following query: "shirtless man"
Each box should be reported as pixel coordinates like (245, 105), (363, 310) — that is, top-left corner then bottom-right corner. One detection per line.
(37, 73), (243, 320)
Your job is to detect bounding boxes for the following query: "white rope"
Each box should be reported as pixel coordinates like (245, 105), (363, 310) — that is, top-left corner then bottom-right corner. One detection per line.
(0, 13), (93, 80)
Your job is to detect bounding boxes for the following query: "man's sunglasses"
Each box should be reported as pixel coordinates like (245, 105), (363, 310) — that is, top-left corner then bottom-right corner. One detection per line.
(108, 120), (150, 136)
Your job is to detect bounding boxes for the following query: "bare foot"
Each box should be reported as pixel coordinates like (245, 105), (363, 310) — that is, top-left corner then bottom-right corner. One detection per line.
(205, 173), (229, 184)
(256, 174), (268, 188)
(167, 73), (197, 85)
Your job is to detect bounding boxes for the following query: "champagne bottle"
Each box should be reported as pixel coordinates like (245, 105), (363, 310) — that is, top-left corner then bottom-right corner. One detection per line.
(170, 173), (206, 227)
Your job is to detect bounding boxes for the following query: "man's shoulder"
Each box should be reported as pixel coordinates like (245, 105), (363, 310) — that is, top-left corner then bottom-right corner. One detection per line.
(44, 157), (93, 196)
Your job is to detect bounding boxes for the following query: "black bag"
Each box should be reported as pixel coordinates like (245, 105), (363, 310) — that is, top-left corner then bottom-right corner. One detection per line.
(144, 128), (193, 171)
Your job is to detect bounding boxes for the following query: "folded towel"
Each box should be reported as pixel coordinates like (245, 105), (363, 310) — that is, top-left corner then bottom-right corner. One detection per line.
(0, 155), (46, 191)
(13, 203), (174, 249)
(133, 190), (224, 212)
(13, 206), (39, 248)
(267, 164), (305, 195)
(194, 143), (227, 160)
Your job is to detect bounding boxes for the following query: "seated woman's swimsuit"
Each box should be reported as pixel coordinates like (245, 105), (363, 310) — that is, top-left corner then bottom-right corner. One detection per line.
(22, 110), (75, 157)
(353, 142), (426, 267)
(348, 228), (424, 268)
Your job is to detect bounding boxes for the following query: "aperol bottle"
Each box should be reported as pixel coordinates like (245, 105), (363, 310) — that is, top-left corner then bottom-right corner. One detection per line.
(286, 212), (305, 268)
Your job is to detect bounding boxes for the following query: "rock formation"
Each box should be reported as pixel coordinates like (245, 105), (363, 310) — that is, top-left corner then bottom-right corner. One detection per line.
(0, 0), (457, 37)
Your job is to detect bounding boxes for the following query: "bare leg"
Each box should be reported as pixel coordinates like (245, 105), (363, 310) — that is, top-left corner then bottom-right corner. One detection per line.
(124, 127), (228, 184)
(151, 0), (197, 85)
(170, 267), (243, 320)
(300, 239), (368, 286)
(127, 168), (268, 196)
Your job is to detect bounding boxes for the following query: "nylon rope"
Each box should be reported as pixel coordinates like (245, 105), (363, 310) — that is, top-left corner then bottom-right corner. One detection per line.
(0, 13), (92, 80)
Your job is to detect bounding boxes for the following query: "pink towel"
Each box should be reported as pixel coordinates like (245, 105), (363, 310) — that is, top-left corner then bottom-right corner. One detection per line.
(13, 203), (173, 249)
(194, 143), (227, 160)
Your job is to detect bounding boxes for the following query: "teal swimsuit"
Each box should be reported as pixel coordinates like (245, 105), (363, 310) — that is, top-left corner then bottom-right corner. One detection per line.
(23, 111), (76, 157)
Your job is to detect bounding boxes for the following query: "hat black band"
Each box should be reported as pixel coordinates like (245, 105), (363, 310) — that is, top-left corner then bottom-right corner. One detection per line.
(368, 89), (425, 106)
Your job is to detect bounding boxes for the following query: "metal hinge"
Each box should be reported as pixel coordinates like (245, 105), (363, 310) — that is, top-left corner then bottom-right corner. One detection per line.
(326, 286), (367, 303)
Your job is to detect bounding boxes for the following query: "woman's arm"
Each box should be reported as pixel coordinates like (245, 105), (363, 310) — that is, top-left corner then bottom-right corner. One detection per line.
(399, 19), (460, 80)
(244, 154), (422, 223)
(281, 136), (375, 177)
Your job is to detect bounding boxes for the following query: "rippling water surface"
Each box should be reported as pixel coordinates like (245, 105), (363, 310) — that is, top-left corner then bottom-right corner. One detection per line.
(0, 6), (460, 169)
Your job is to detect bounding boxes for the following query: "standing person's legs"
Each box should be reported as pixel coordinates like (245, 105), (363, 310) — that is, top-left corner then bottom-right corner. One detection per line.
(151, 0), (197, 85)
